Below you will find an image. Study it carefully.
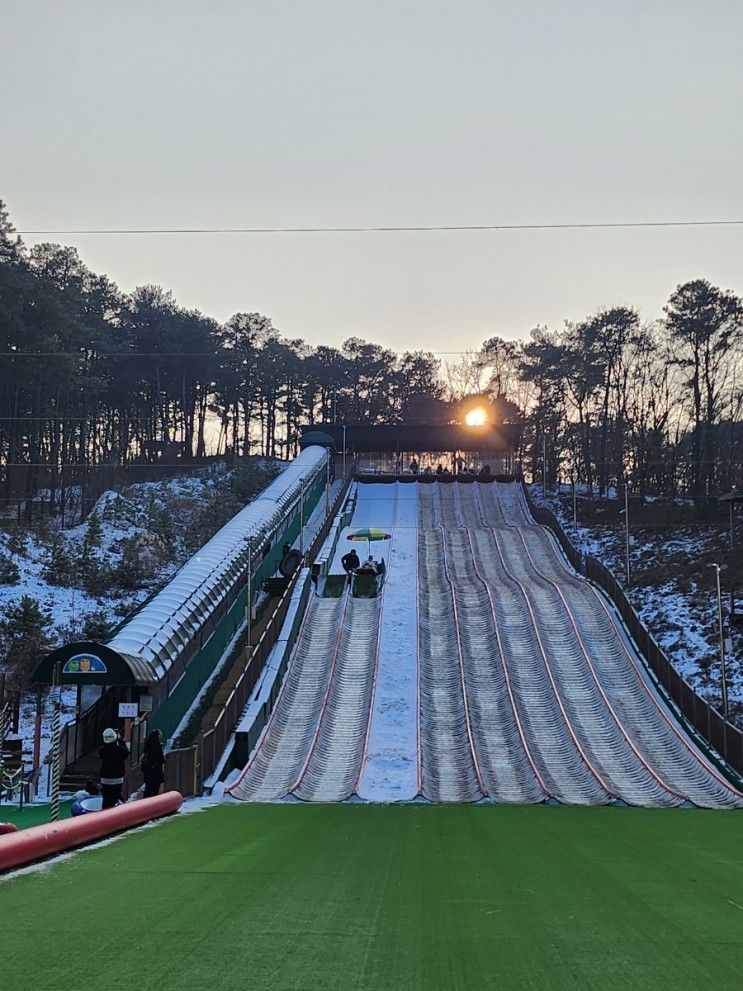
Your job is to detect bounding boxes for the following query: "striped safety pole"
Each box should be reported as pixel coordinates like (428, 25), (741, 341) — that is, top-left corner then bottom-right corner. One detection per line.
(49, 664), (62, 821)
(49, 700), (61, 821)
(0, 701), (7, 785)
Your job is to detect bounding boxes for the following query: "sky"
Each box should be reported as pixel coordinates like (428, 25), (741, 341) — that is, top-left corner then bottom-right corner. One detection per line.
(2, 0), (743, 355)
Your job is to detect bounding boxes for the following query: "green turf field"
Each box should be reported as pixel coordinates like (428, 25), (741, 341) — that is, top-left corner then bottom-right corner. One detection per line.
(0, 800), (71, 828)
(2, 804), (742, 990)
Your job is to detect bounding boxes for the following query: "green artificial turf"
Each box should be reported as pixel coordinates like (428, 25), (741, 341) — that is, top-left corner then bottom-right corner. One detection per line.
(2, 804), (743, 990)
(0, 799), (71, 827)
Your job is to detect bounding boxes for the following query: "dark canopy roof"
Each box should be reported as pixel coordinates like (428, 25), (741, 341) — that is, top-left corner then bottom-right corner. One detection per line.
(298, 430), (337, 450)
(718, 490), (743, 505)
(32, 641), (155, 687)
(300, 422), (520, 454)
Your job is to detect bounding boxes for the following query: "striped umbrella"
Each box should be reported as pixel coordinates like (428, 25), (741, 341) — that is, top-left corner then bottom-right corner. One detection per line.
(347, 527), (392, 556)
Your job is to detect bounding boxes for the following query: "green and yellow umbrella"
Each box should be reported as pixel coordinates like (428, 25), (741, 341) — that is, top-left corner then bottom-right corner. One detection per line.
(347, 527), (392, 556)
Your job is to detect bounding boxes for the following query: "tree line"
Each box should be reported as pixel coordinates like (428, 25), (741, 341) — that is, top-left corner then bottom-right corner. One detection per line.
(509, 286), (742, 498)
(1, 198), (741, 512)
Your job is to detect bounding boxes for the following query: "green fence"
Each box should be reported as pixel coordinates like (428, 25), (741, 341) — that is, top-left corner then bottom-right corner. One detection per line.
(165, 465), (356, 794)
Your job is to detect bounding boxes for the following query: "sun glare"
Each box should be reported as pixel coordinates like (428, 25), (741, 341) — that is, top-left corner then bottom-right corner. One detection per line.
(465, 406), (488, 427)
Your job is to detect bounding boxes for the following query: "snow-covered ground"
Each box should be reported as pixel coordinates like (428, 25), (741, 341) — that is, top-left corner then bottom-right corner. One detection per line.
(354, 484), (419, 801)
(529, 484), (742, 722)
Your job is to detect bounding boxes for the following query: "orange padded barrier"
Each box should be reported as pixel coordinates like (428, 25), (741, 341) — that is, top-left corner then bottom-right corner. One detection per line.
(0, 791), (183, 872)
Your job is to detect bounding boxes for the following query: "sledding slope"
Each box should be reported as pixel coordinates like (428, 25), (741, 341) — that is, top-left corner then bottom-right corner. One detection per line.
(229, 479), (742, 807)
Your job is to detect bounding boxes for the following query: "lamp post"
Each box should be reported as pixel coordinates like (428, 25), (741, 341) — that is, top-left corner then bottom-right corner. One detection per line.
(542, 434), (547, 499)
(623, 484), (631, 588)
(325, 452), (330, 516)
(245, 537), (253, 648)
(299, 477), (305, 555)
(572, 472), (578, 532)
(342, 425), (347, 480)
(710, 562), (729, 719)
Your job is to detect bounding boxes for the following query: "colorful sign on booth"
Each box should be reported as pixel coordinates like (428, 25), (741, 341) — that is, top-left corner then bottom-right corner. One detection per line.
(62, 654), (108, 675)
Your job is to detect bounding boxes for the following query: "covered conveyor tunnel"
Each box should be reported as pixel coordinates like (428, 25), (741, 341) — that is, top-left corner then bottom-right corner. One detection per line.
(33, 446), (334, 777)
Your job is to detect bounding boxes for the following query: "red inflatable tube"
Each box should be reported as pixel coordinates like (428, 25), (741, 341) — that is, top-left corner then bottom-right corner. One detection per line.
(0, 791), (183, 873)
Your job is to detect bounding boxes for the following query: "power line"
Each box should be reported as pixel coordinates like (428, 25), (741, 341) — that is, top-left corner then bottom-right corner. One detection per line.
(0, 349), (480, 358)
(15, 219), (743, 236)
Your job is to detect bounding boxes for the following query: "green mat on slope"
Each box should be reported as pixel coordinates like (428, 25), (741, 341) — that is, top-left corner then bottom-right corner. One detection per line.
(2, 804), (742, 991)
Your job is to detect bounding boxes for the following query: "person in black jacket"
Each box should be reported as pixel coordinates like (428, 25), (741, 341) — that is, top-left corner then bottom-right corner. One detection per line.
(341, 548), (360, 575)
(141, 729), (166, 798)
(99, 728), (129, 809)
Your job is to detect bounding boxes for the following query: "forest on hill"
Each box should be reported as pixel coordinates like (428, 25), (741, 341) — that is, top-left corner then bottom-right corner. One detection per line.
(1, 198), (741, 514)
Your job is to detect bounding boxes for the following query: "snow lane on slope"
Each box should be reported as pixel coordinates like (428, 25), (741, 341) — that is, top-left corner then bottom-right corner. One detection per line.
(357, 523), (419, 801)
(328, 482), (398, 573)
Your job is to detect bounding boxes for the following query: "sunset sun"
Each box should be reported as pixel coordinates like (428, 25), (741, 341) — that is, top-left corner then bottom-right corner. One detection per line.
(465, 406), (488, 426)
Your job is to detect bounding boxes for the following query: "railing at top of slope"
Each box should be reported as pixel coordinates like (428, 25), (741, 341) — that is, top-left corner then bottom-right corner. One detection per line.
(520, 483), (743, 780)
(164, 464), (357, 797)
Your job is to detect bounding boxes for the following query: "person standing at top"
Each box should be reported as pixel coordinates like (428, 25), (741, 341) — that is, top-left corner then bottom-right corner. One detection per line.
(341, 547), (360, 575)
(455, 455), (464, 475)
(409, 458), (419, 474)
(140, 729), (166, 798)
(99, 728), (129, 809)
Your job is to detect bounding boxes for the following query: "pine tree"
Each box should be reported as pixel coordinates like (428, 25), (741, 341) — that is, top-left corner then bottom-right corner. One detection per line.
(42, 534), (77, 586)
(0, 596), (54, 686)
(84, 513), (103, 550)
(115, 537), (147, 590)
(0, 553), (20, 585)
(78, 512), (107, 594)
(6, 526), (27, 557)
(81, 608), (112, 642)
(0, 199), (24, 263)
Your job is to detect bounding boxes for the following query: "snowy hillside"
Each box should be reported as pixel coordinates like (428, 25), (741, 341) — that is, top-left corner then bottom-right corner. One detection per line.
(0, 459), (281, 690)
(0, 460), (283, 787)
